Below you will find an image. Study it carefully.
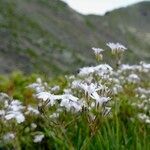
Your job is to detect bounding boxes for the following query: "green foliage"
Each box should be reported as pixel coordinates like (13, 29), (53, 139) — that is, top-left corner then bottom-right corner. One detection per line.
(0, 72), (37, 100)
(0, 71), (149, 149)
(0, 0), (150, 149)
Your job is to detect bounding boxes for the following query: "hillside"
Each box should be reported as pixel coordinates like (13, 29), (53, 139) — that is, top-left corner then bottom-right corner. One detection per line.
(0, 0), (149, 76)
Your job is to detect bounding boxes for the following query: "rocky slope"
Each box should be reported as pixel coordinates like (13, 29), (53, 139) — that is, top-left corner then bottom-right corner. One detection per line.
(0, 0), (149, 75)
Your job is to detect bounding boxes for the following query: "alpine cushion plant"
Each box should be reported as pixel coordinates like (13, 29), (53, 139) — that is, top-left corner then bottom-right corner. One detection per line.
(0, 42), (149, 149)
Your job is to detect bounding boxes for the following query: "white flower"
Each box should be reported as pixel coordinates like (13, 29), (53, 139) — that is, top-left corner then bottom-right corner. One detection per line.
(28, 78), (46, 93)
(107, 42), (127, 51)
(25, 106), (40, 115)
(78, 64), (112, 77)
(60, 94), (79, 102)
(36, 92), (82, 111)
(94, 64), (113, 76)
(4, 101), (9, 108)
(68, 75), (75, 80)
(5, 111), (25, 123)
(127, 74), (140, 83)
(90, 92), (111, 105)
(140, 94), (146, 99)
(138, 113), (150, 124)
(92, 48), (104, 60)
(31, 123), (37, 129)
(15, 113), (25, 123)
(3, 132), (15, 142)
(51, 86), (60, 92)
(0, 110), (5, 116)
(140, 62), (150, 72)
(79, 83), (101, 96)
(92, 47), (104, 55)
(142, 63), (150, 69)
(36, 78), (42, 84)
(107, 42), (127, 54)
(33, 134), (44, 143)
(60, 99), (82, 112)
(8, 100), (25, 111)
(145, 119), (150, 124)
(59, 94), (83, 112)
(137, 103), (144, 109)
(63, 89), (72, 94)
(120, 64), (140, 72)
(49, 112), (59, 119)
(36, 92), (53, 101)
(136, 87), (150, 95)
(0, 93), (11, 103)
(4, 100), (25, 124)
(28, 83), (45, 93)
(71, 80), (82, 89)
(78, 66), (95, 77)
(113, 84), (123, 94)
(36, 92), (58, 106)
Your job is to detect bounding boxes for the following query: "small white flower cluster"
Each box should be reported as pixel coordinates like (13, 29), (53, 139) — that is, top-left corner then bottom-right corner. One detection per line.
(120, 62), (150, 73)
(33, 133), (44, 143)
(127, 74), (140, 84)
(4, 100), (25, 124)
(0, 93), (40, 124)
(92, 47), (104, 61)
(107, 61), (150, 95)
(92, 47), (104, 55)
(136, 87), (150, 96)
(29, 65), (113, 117)
(36, 92), (84, 112)
(0, 93), (44, 143)
(78, 64), (113, 77)
(28, 78), (48, 93)
(107, 42), (127, 54)
(130, 86), (150, 124)
(25, 105), (40, 115)
(3, 132), (15, 142)
(0, 93), (25, 124)
(138, 113), (150, 124)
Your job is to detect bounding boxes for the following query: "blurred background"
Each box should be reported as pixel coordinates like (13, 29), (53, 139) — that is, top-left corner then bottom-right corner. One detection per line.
(0, 0), (149, 76)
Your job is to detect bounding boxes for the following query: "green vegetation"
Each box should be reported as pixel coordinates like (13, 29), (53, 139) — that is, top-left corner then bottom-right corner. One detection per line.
(0, 71), (150, 150)
(0, 0), (149, 149)
(0, 44), (149, 149)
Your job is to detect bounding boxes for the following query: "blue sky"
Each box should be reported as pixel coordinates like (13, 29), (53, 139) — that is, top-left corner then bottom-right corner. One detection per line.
(62, 0), (146, 15)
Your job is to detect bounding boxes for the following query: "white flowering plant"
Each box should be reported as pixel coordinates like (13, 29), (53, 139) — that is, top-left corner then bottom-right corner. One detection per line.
(0, 43), (150, 149)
